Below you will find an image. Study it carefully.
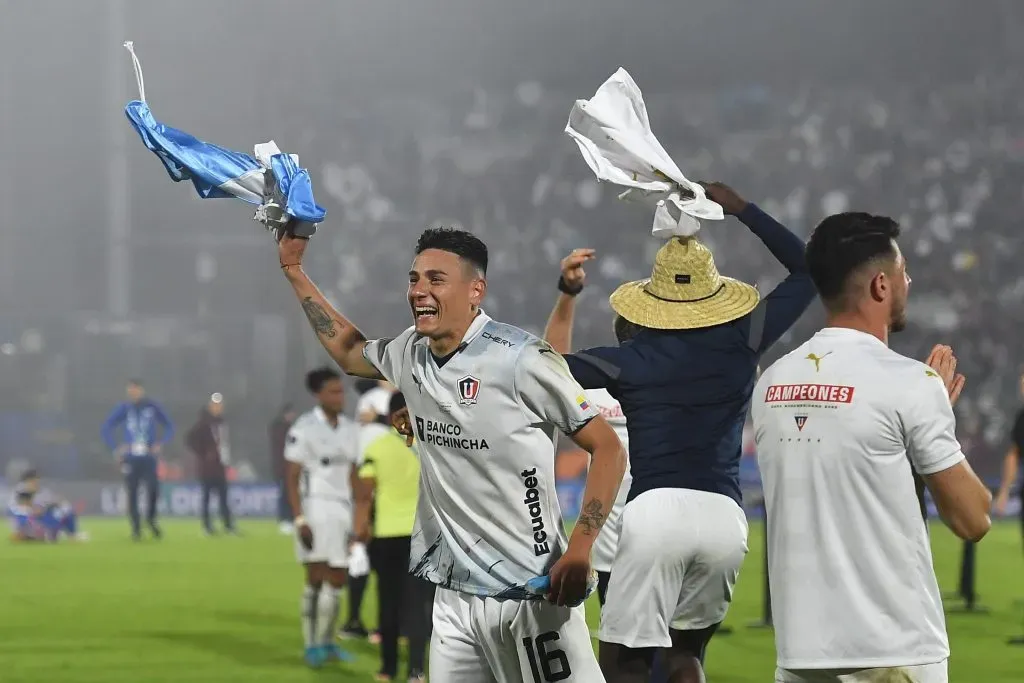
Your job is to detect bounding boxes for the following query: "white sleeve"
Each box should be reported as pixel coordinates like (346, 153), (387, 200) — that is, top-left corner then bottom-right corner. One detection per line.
(357, 430), (371, 465)
(901, 371), (966, 476)
(283, 424), (311, 466)
(350, 423), (366, 467)
(362, 326), (417, 385)
(515, 339), (600, 436)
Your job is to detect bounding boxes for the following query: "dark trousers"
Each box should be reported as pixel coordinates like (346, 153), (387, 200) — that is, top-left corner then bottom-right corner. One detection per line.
(597, 569), (611, 605)
(200, 476), (234, 531)
(124, 456), (159, 536)
(370, 535), (434, 677)
(276, 478), (293, 522)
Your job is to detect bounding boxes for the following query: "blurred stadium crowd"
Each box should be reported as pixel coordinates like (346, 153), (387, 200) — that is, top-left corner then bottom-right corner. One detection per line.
(4, 72), (1024, 483)
(0, 0), (1022, 483)
(311, 73), (1024, 476)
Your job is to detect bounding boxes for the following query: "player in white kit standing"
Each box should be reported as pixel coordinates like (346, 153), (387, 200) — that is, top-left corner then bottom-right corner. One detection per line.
(277, 226), (626, 682)
(285, 367), (362, 668)
(751, 212), (993, 683)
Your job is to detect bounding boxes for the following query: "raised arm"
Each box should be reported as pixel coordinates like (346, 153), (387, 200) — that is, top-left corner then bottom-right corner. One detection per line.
(278, 232), (382, 379)
(543, 249), (594, 354)
(702, 182), (816, 354)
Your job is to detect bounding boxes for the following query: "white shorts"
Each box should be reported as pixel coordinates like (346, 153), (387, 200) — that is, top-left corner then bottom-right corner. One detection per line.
(599, 488), (748, 648)
(294, 498), (351, 569)
(775, 661), (947, 683)
(429, 587), (604, 683)
(591, 499), (624, 573)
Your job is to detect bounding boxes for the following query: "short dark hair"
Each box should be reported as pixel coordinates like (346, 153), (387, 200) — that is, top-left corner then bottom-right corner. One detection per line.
(305, 367), (341, 394)
(354, 378), (378, 395)
(805, 212), (901, 311)
(127, 378), (143, 388)
(415, 227), (488, 276)
(613, 315), (644, 344)
(389, 391), (406, 416)
(20, 468), (38, 482)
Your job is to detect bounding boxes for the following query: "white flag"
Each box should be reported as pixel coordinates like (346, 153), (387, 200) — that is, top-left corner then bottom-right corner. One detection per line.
(565, 68), (723, 238)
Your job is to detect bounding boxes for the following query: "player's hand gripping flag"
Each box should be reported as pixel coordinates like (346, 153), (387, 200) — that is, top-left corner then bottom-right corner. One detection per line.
(525, 566), (598, 608)
(121, 42), (326, 239)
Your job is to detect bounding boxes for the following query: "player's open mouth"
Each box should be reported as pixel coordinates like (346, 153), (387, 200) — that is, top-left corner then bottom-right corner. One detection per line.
(414, 306), (438, 321)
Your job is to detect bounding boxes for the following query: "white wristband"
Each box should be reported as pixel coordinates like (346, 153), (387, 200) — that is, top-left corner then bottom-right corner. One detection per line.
(293, 515), (306, 526)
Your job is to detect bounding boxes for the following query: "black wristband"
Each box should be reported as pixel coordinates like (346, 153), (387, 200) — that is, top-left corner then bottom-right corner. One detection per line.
(557, 275), (583, 296)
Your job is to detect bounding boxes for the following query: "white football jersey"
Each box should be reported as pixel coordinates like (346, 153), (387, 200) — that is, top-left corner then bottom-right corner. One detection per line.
(285, 407), (362, 505)
(363, 311), (599, 600)
(586, 389), (630, 497)
(752, 328), (963, 669)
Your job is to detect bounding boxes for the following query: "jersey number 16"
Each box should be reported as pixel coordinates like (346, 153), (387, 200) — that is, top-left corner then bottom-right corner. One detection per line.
(522, 631), (571, 682)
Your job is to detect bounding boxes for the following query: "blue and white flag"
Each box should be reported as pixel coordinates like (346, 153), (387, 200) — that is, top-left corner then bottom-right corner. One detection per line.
(122, 42), (325, 237)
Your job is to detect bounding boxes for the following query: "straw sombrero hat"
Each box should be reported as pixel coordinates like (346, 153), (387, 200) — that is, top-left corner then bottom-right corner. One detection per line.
(609, 237), (760, 330)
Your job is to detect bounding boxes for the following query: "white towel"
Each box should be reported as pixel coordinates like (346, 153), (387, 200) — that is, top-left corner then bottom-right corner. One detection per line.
(565, 68), (723, 238)
(348, 542), (371, 578)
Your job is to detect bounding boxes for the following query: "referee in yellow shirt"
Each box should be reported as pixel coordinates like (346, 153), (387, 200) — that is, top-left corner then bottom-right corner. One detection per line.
(355, 391), (434, 683)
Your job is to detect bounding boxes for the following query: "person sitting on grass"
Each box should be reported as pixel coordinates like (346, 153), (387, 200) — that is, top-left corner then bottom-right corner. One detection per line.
(7, 469), (87, 543)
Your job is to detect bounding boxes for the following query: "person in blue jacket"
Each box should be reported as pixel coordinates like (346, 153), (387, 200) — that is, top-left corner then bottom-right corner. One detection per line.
(101, 378), (174, 540)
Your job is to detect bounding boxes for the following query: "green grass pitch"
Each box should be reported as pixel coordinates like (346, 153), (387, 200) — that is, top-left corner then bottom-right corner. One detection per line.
(2, 520), (1023, 682)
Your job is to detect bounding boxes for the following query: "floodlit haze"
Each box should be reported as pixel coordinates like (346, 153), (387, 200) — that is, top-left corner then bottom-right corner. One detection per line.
(0, 0), (1021, 481)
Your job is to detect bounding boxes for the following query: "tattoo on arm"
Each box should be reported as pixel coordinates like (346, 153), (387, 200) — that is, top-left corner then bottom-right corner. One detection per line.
(576, 498), (606, 536)
(301, 297), (337, 339)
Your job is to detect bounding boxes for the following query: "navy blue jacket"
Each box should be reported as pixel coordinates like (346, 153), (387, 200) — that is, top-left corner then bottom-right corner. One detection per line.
(565, 204), (815, 505)
(101, 399), (175, 458)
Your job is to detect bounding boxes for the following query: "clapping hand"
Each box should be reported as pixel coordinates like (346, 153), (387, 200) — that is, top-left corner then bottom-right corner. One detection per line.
(925, 344), (966, 406)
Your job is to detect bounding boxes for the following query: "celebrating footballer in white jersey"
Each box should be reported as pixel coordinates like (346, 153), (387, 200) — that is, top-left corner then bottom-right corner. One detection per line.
(278, 226), (626, 683)
(284, 367), (362, 669)
(751, 211), (992, 683)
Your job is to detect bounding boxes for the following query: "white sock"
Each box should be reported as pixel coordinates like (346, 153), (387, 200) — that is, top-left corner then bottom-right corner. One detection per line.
(316, 586), (341, 647)
(301, 585), (318, 648)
